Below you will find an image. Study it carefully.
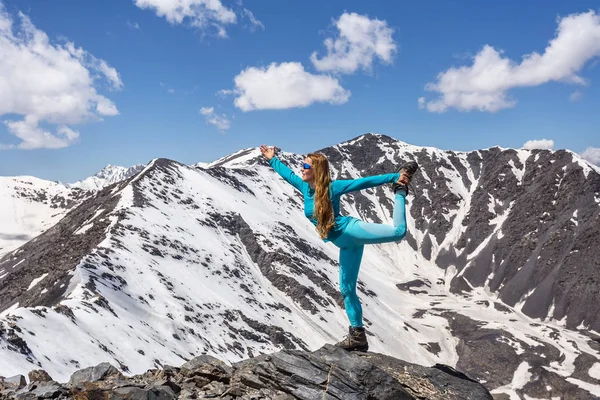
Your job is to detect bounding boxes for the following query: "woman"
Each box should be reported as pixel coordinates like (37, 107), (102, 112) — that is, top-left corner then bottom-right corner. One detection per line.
(259, 144), (418, 352)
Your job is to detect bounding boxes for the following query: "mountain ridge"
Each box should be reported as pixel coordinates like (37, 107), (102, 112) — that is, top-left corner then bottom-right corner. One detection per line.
(1, 133), (599, 399)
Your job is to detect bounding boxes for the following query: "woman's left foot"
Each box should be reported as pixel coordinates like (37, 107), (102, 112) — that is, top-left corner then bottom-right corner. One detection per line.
(335, 326), (369, 351)
(392, 160), (419, 194)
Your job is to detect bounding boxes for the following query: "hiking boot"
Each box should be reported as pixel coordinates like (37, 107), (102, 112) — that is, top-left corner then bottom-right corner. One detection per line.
(392, 160), (419, 195)
(335, 326), (369, 352)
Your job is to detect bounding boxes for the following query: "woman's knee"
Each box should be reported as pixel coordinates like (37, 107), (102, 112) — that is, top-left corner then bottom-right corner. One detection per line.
(339, 282), (356, 299)
(393, 224), (407, 241)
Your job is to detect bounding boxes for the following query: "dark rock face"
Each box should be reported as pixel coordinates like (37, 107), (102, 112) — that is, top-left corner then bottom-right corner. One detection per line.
(0, 345), (493, 399)
(396, 279), (431, 295)
(442, 312), (522, 389)
(441, 312), (597, 399)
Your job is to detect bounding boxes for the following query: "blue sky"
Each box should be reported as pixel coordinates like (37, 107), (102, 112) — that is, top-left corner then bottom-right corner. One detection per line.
(0, 0), (599, 182)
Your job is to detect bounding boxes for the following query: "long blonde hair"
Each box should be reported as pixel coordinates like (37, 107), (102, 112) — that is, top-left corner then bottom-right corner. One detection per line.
(307, 152), (335, 239)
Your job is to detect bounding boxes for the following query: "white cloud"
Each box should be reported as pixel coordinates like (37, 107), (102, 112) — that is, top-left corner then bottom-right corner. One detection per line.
(217, 89), (234, 97)
(133, 0), (236, 36)
(242, 8), (263, 31)
(227, 62), (350, 111)
(94, 58), (123, 91)
(522, 139), (554, 150)
(581, 147), (600, 166)
(4, 117), (80, 150)
(310, 12), (396, 74)
(0, 7), (121, 150)
(420, 11), (600, 112)
(569, 90), (583, 102)
(94, 97), (120, 116)
(200, 107), (231, 131)
(127, 20), (141, 30)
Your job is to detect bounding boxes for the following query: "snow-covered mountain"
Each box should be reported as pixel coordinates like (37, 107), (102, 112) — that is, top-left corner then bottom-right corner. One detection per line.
(68, 164), (146, 191)
(0, 164), (146, 258)
(0, 176), (91, 258)
(1, 134), (599, 399)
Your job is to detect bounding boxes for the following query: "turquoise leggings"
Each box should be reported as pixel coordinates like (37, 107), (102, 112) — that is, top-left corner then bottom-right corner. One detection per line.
(331, 192), (407, 327)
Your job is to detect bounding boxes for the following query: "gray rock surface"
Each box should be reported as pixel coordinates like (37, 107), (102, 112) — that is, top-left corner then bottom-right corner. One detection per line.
(0, 345), (492, 399)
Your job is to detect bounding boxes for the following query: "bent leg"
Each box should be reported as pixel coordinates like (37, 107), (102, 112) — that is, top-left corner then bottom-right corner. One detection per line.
(344, 192), (407, 246)
(339, 246), (364, 327)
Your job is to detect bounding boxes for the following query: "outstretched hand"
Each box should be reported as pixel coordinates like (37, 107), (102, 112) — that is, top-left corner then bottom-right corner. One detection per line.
(260, 144), (277, 160)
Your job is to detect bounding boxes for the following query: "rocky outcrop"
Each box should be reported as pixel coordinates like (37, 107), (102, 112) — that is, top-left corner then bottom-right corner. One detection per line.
(0, 344), (492, 399)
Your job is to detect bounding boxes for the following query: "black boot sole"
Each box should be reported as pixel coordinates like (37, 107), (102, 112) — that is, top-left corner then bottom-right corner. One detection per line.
(340, 343), (369, 352)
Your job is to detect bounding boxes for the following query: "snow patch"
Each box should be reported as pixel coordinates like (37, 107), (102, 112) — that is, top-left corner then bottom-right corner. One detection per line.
(570, 210), (579, 227)
(491, 361), (532, 399)
(508, 151), (528, 185)
(27, 272), (49, 290)
(74, 223), (94, 235)
(565, 377), (600, 397)
(589, 363), (600, 380)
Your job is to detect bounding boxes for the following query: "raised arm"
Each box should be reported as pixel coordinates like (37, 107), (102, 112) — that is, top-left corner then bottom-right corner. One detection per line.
(332, 173), (400, 196)
(260, 145), (305, 192)
(269, 156), (305, 192)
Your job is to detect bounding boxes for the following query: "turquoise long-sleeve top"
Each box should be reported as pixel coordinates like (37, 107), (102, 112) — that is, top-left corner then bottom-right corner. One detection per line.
(269, 156), (400, 241)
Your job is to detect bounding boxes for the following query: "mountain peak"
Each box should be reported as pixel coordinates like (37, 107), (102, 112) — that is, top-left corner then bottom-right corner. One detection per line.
(70, 163), (146, 190)
(94, 164), (126, 179)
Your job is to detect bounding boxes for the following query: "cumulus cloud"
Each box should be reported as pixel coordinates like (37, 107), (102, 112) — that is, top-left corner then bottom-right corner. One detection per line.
(0, 7), (121, 150)
(310, 12), (396, 74)
(228, 62), (350, 111)
(2, 118), (80, 150)
(200, 107), (231, 131)
(420, 11), (600, 112)
(581, 147), (600, 166)
(133, 0), (237, 36)
(522, 139), (555, 150)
